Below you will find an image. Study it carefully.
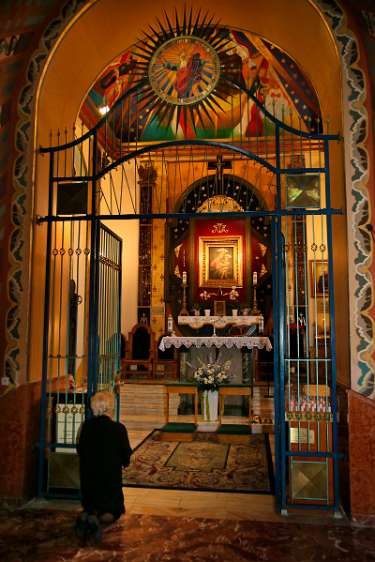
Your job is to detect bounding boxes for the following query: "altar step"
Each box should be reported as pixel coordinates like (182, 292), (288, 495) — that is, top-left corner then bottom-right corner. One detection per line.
(119, 383), (179, 420)
(119, 382), (275, 434)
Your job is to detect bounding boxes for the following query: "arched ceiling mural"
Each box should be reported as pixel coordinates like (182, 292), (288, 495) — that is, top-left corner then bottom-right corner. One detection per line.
(79, 9), (322, 143)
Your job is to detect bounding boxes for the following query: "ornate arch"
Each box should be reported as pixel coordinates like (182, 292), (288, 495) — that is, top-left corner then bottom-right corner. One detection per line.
(5, 0), (374, 395)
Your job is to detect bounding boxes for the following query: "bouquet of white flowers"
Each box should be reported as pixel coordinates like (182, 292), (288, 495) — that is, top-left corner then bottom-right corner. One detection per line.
(192, 359), (231, 390)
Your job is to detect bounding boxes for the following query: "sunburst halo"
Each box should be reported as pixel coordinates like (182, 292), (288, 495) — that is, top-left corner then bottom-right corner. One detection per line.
(131, 8), (243, 134)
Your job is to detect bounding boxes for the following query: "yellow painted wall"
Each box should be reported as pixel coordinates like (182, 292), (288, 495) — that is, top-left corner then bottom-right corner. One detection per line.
(28, 0), (348, 384)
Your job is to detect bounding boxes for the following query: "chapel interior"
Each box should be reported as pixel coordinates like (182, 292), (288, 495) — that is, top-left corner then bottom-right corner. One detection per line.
(1, 1), (375, 549)
(28, 2), (344, 514)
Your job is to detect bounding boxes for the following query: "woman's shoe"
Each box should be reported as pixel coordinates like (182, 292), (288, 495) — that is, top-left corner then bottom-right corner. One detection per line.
(86, 514), (102, 544)
(74, 512), (89, 541)
(99, 512), (115, 525)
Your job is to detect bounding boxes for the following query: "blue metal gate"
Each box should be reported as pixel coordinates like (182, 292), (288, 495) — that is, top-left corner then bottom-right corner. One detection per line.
(37, 78), (342, 511)
(37, 213), (122, 496)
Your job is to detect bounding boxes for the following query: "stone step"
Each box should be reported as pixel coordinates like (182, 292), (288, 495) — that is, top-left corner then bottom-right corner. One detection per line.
(120, 383), (179, 417)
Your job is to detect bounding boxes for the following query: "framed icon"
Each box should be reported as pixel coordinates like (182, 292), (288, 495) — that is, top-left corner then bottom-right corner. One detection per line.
(199, 235), (243, 289)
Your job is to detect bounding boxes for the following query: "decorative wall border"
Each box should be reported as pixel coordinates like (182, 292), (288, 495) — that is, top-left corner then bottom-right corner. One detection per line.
(4, 0), (374, 396)
(4, 0), (89, 385)
(315, 0), (375, 396)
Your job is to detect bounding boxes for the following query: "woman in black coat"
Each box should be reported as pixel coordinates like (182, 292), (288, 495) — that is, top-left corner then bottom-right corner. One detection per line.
(75, 391), (132, 542)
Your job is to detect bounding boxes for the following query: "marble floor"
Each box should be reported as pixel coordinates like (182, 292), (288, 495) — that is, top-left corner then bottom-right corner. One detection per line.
(1, 498), (374, 562)
(2, 385), (373, 560)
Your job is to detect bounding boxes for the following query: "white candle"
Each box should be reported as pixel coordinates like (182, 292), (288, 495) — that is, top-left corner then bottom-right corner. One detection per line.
(253, 271), (257, 285)
(182, 271), (187, 285)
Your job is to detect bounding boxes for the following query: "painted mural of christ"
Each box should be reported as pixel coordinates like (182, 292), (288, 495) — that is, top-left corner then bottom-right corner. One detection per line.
(164, 51), (205, 100)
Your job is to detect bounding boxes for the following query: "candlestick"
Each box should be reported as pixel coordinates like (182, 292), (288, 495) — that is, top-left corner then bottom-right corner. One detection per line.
(250, 284), (261, 315)
(179, 284), (189, 316)
(182, 271), (187, 286)
(253, 271), (257, 286)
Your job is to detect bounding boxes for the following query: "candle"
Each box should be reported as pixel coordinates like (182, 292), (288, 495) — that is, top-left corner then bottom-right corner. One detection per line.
(253, 271), (257, 285)
(182, 271), (187, 285)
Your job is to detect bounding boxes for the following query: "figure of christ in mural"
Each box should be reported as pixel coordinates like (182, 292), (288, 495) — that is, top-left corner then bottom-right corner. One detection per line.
(209, 247), (234, 280)
(163, 51), (206, 101)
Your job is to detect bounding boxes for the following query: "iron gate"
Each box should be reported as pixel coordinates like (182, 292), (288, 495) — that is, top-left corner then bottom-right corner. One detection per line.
(37, 214), (122, 495)
(37, 79), (342, 511)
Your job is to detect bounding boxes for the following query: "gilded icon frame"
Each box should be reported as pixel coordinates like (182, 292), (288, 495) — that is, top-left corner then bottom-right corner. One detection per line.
(199, 235), (243, 288)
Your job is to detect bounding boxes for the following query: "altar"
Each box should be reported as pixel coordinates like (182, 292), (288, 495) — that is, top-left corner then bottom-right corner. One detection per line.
(159, 334), (272, 417)
(159, 335), (272, 387)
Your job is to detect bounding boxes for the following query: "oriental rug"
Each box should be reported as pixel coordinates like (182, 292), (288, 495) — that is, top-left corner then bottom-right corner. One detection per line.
(123, 431), (273, 493)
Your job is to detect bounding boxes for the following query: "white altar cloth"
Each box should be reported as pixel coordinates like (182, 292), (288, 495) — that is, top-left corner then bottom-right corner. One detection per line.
(159, 336), (272, 352)
(177, 315), (263, 330)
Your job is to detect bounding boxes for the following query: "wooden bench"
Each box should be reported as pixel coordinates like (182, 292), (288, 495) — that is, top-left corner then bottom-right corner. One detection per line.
(164, 383), (198, 423)
(218, 384), (252, 423)
(162, 384), (199, 440)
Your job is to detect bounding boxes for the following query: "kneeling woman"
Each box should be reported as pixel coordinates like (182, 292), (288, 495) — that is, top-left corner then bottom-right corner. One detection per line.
(76, 390), (132, 541)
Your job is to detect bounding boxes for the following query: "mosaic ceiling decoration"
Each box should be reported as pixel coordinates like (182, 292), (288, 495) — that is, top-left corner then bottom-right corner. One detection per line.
(80, 9), (321, 143)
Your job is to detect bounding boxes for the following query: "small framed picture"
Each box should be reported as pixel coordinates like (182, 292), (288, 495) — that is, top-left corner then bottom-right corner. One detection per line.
(310, 260), (329, 296)
(286, 174), (321, 208)
(213, 300), (226, 316)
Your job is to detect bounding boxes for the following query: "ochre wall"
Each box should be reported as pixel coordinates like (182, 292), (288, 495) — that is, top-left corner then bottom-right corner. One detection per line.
(0, 0), (351, 502)
(14, 0), (375, 397)
(30, 0), (347, 385)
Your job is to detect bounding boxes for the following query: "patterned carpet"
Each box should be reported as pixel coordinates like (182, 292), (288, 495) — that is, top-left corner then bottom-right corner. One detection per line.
(123, 431), (272, 493)
(1, 508), (374, 562)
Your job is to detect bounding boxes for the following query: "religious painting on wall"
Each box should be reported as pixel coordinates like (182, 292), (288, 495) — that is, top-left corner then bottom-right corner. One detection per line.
(286, 174), (321, 208)
(199, 236), (243, 288)
(79, 9), (322, 148)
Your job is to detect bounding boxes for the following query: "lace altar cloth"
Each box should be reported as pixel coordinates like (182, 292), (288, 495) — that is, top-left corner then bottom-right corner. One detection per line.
(159, 336), (272, 352)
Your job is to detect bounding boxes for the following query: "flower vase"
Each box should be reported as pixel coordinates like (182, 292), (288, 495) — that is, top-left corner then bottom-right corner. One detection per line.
(202, 389), (219, 422)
